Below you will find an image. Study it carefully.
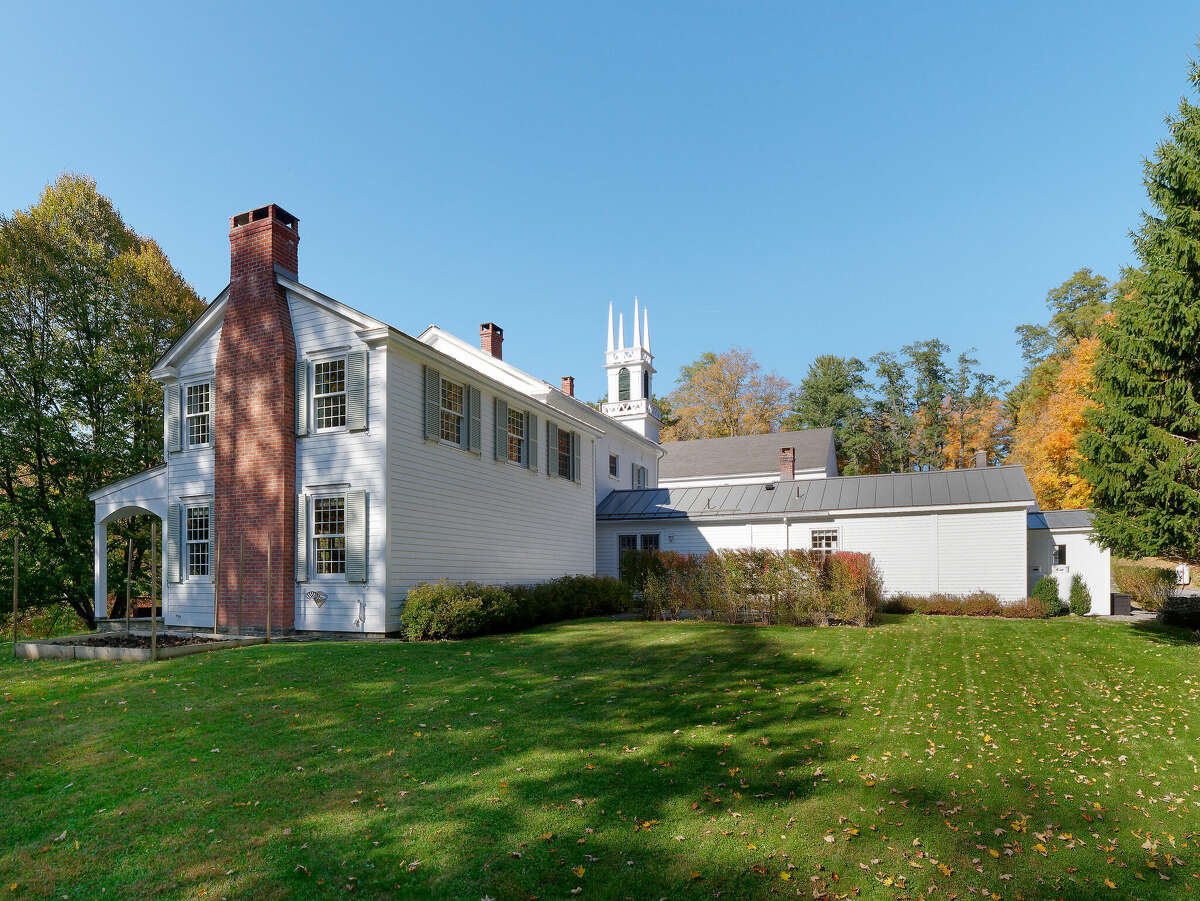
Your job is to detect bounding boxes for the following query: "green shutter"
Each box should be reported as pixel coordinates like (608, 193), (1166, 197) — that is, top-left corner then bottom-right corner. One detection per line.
(423, 366), (440, 440)
(525, 412), (537, 471)
(295, 494), (308, 583)
(345, 489), (367, 583)
(166, 385), (182, 452)
(167, 504), (181, 583)
(547, 421), (559, 477)
(208, 502), (215, 582)
(494, 398), (508, 461)
(572, 431), (581, 483)
(295, 361), (309, 436)
(468, 386), (481, 453)
(346, 351), (367, 432)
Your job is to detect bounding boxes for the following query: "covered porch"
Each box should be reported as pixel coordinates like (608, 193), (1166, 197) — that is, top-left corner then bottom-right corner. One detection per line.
(88, 465), (168, 619)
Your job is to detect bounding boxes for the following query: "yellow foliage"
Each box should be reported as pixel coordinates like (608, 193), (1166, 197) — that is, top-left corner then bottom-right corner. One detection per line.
(1009, 337), (1098, 509)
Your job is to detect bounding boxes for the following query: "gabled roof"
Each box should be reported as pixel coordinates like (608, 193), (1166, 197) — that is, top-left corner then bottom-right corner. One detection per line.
(1028, 509), (1093, 531)
(659, 428), (835, 480)
(596, 465), (1036, 520)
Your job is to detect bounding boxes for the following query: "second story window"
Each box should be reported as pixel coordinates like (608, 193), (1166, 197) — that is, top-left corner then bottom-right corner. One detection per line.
(557, 427), (573, 479)
(609, 454), (619, 478)
(314, 359), (347, 430)
(185, 383), (210, 448)
(440, 377), (464, 445)
(313, 496), (346, 575)
(507, 406), (525, 463)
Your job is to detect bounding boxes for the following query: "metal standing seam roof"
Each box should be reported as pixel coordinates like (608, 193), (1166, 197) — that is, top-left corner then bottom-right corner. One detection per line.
(1027, 509), (1094, 530)
(659, 428), (835, 480)
(596, 465), (1037, 520)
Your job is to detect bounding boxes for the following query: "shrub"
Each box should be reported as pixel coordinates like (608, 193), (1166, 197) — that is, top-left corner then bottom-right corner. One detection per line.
(877, 592), (1042, 619)
(1113, 563), (1175, 612)
(403, 575), (631, 640)
(962, 591), (1003, 617)
(998, 598), (1049, 619)
(1032, 576), (1061, 616)
(1160, 595), (1200, 628)
(1068, 574), (1092, 615)
(401, 581), (518, 641)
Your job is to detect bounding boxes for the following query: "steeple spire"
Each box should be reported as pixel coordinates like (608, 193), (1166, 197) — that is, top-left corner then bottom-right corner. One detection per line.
(618, 312), (625, 350)
(643, 305), (651, 353)
(606, 302), (614, 353)
(633, 296), (641, 349)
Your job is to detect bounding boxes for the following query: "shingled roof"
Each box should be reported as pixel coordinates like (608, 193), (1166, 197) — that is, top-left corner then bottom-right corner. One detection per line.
(597, 465), (1036, 520)
(659, 428), (835, 481)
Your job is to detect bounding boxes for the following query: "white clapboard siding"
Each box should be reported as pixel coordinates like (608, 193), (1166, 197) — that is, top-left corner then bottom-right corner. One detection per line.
(835, 514), (939, 597)
(386, 344), (596, 632)
(289, 293), (389, 633)
(165, 440), (216, 628)
(934, 509), (1027, 600)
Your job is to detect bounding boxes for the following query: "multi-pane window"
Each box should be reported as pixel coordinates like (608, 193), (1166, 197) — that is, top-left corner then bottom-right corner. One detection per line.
(634, 464), (648, 489)
(185, 506), (209, 577)
(440, 378), (464, 445)
(185, 383), (210, 448)
(1054, 544), (1067, 566)
(314, 359), (347, 430)
(313, 497), (346, 575)
(557, 428), (573, 480)
(811, 529), (838, 558)
(639, 534), (660, 550)
(609, 454), (619, 478)
(618, 534), (638, 557)
(507, 407), (525, 463)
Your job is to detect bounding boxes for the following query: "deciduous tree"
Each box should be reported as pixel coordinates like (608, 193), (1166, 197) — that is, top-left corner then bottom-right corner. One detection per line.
(662, 348), (791, 440)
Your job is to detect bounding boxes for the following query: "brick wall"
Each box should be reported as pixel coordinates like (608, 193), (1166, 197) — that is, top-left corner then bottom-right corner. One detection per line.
(214, 205), (298, 631)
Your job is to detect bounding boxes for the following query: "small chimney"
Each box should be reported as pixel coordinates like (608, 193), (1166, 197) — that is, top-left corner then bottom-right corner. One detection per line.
(975, 448), (988, 468)
(780, 447), (795, 481)
(561, 376), (575, 397)
(480, 323), (503, 359)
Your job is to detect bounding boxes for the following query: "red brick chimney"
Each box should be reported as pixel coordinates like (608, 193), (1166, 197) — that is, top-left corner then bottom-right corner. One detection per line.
(561, 376), (575, 397)
(780, 447), (795, 481)
(480, 323), (503, 359)
(214, 204), (299, 632)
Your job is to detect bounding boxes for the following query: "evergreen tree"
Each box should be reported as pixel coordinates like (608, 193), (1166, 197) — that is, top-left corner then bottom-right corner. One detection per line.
(785, 355), (872, 473)
(1080, 56), (1200, 560)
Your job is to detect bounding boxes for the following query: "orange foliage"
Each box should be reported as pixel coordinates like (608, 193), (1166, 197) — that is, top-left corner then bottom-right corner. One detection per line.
(1009, 337), (1099, 509)
(941, 398), (1009, 470)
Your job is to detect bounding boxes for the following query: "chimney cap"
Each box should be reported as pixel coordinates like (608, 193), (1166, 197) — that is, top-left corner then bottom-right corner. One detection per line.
(231, 204), (299, 231)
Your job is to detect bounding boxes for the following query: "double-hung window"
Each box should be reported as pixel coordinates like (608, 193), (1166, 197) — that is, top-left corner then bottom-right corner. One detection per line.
(185, 506), (209, 577)
(185, 383), (210, 448)
(440, 377), (465, 446)
(314, 358), (347, 430)
(633, 464), (648, 489)
(313, 496), (346, 575)
(639, 533), (660, 551)
(811, 528), (838, 558)
(609, 454), (619, 479)
(557, 427), (573, 479)
(1054, 544), (1067, 566)
(507, 406), (525, 463)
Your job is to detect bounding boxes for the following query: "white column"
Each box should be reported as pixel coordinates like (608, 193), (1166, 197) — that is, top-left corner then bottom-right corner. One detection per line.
(94, 518), (108, 619)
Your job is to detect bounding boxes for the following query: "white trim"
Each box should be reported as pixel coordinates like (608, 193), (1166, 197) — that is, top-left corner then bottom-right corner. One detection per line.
(277, 274), (387, 331)
(88, 465), (168, 502)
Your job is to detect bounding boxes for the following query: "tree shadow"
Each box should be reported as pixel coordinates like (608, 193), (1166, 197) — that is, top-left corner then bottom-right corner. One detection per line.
(1126, 620), (1199, 646)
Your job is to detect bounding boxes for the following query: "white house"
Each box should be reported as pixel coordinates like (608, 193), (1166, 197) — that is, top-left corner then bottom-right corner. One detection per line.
(89, 203), (1113, 635)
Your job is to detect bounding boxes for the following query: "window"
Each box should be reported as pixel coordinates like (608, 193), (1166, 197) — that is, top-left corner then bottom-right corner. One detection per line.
(618, 367), (631, 401)
(642, 370), (650, 400)
(639, 534), (660, 550)
(811, 529), (838, 557)
(507, 406), (525, 464)
(185, 506), (209, 577)
(313, 497), (346, 575)
(439, 377), (464, 445)
(185, 382), (210, 448)
(634, 464), (648, 489)
(618, 534), (638, 557)
(609, 454), (619, 479)
(1054, 544), (1067, 566)
(314, 358), (347, 430)
(557, 427), (573, 479)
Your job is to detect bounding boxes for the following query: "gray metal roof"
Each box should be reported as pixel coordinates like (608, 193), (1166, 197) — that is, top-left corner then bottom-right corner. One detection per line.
(597, 465), (1036, 520)
(659, 428), (835, 480)
(1028, 509), (1093, 530)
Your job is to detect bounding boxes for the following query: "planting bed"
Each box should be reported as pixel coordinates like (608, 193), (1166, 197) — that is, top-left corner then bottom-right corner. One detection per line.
(14, 630), (265, 661)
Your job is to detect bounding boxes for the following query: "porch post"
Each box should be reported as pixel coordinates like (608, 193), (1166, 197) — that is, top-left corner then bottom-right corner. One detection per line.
(94, 518), (108, 619)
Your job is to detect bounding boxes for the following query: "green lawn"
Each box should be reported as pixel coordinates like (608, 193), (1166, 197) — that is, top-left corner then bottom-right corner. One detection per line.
(1, 617), (1197, 900)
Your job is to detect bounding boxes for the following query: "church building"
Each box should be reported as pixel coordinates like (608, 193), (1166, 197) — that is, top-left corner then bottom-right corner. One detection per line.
(89, 204), (1113, 635)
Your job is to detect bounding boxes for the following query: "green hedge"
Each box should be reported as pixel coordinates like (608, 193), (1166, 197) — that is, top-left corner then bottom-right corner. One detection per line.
(638, 549), (883, 627)
(1113, 563), (1175, 612)
(401, 575), (631, 641)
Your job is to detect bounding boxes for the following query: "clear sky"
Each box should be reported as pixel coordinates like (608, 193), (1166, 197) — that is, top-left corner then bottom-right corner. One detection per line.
(3, 2), (1195, 402)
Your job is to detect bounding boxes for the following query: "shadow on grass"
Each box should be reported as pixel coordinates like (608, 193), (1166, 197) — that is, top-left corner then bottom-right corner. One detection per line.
(1126, 620), (1199, 646)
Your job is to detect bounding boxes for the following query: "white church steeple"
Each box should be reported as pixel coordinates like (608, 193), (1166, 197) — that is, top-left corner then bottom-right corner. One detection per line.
(601, 298), (661, 443)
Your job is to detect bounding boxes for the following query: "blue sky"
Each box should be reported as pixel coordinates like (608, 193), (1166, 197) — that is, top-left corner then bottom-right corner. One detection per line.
(3, 2), (1195, 402)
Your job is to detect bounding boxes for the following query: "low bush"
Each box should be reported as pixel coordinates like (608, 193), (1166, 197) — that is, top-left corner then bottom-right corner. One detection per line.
(639, 548), (881, 627)
(403, 575), (631, 640)
(880, 592), (1045, 619)
(2, 603), (89, 639)
(1068, 573), (1092, 616)
(1113, 563), (1175, 612)
(1032, 576), (1061, 616)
